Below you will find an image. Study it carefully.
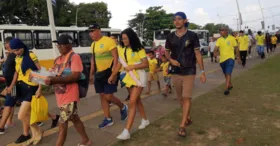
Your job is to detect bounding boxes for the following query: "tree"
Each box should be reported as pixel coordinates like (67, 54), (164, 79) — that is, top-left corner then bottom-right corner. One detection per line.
(76, 2), (111, 27)
(202, 23), (233, 37)
(128, 6), (174, 41)
(188, 23), (201, 30)
(0, 0), (111, 27)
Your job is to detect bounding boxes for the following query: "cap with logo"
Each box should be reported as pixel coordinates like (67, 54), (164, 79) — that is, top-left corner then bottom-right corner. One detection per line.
(53, 34), (73, 45)
(87, 24), (101, 31)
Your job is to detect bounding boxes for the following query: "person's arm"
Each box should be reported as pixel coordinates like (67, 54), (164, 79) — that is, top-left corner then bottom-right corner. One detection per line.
(90, 54), (95, 76)
(110, 48), (118, 69)
(127, 58), (148, 71)
(7, 72), (18, 93)
(111, 62), (122, 77)
(49, 72), (80, 85)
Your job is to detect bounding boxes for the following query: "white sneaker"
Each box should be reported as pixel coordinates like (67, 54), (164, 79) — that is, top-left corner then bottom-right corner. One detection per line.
(138, 119), (150, 130)
(117, 129), (130, 140)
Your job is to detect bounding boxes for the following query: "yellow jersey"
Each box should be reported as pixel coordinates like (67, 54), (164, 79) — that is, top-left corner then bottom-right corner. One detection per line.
(216, 35), (237, 63)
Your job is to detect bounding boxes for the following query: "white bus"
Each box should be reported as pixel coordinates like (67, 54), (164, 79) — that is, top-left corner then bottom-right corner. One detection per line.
(153, 29), (209, 48)
(0, 25), (121, 69)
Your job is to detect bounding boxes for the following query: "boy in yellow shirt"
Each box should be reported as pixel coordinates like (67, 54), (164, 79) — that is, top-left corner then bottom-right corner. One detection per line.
(238, 30), (249, 67)
(159, 55), (172, 97)
(271, 34), (278, 52)
(146, 51), (161, 94)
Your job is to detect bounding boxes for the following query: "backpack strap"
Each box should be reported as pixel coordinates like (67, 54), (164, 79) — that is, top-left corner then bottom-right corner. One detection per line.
(57, 51), (75, 76)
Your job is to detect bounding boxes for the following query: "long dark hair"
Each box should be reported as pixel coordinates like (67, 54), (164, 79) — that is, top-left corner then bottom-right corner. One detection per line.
(120, 28), (143, 52)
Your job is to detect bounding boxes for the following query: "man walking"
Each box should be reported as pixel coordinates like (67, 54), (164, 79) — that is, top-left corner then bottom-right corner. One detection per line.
(238, 30), (249, 67)
(88, 24), (128, 128)
(214, 27), (241, 95)
(165, 12), (206, 137)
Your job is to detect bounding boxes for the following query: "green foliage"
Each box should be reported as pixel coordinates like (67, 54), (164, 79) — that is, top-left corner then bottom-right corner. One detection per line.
(128, 6), (174, 41)
(0, 0), (111, 27)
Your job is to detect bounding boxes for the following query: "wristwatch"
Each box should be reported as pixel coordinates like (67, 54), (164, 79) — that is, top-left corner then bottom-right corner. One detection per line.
(201, 70), (205, 74)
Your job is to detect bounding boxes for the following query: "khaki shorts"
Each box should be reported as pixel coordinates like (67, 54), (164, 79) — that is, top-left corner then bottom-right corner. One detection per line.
(172, 75), (195, 98)
(148, 73), (159, 81)
(59, 102), (78, 123)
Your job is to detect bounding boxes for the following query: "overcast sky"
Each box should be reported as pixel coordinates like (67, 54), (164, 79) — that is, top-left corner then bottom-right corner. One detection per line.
(70, 0), (280, 31)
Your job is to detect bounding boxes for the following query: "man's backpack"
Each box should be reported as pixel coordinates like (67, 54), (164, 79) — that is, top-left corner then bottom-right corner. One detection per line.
(54, 52), (90, 98)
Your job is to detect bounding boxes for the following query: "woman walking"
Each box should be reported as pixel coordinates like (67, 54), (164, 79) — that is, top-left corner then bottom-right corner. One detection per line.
(7, 38), (43, 145)
(108, 28), (149, 140)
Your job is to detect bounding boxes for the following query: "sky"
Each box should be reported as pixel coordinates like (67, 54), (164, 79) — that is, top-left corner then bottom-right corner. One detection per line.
(70, 0), (280, 31)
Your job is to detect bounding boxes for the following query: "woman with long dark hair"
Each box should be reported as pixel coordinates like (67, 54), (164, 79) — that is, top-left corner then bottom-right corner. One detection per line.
(8, 38), (43, 145)
(108, 28), (149, 140)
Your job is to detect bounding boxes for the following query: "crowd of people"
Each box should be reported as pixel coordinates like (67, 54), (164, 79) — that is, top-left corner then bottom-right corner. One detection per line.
(0, 11), (278, 146)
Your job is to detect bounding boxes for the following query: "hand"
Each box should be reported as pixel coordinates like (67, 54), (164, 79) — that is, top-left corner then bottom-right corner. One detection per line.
(89, 75), (94, 85)
(124, 65), (134, 72)
(6, 86), (12, 94)
(169, 59), (180, 67)
(200, 72), (206, 84)
(44, 77), (52, 85)
(108, 75), (117, 84)
(237, 58), (242, 64)
(35, 89), (42, 98)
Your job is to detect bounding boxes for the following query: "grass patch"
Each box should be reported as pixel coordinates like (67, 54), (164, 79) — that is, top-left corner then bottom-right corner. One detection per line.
(113, 54), (280, 146)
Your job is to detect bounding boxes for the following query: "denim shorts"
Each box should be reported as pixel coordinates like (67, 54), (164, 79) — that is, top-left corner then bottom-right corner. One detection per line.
(16, 81), (38, 102)
(220, 59), (235, 75)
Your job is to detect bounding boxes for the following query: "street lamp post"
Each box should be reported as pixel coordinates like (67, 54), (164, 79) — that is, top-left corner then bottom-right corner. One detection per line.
(235, 0), (242, 31)
(257, 0), (265, 31)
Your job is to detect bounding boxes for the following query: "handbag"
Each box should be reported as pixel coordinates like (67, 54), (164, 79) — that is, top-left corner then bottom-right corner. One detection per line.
(168, 31), (190, 74)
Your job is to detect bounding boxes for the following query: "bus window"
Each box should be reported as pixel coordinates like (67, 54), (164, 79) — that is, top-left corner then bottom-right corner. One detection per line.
(3, 30), (33, 49)
(79, 31), (92, 47)
(58, 31), (79, 47)
(33, 31), (52, 49)
(155, 30), (170, 40)
(101, 32), (110, 37)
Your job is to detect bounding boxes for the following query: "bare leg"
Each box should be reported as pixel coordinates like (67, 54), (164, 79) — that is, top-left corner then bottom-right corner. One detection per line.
(180, 98), (191, 128)
(146, 81), (151, 94)
(17, 101), (31, 136)
(157, 81), (161, 91)
(0, 106), (12, 129)
(136, 96), (147, 120)
(6, 107), (14, 126)
(99, 93), (110, 118)
(105, 94), (124, 109)
(225, 74), (231, 89)
(56, 121), (68, 146)
(125, 87), (143, 131)
(71, 115), (90, 145)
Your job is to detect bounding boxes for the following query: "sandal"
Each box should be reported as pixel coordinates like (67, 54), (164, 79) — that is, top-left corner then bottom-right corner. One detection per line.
(185, 118), (193, 126)
(177, 127), (186, 137)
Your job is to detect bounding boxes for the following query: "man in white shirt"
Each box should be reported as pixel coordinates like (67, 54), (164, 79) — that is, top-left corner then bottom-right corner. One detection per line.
(208, 38), (217, 63)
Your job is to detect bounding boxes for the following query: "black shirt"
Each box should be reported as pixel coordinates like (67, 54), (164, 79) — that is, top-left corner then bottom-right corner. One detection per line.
(4, 52), (16, 85)
(165, 30), (200, 75)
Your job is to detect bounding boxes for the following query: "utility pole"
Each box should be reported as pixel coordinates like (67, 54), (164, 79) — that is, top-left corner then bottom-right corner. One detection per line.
(258, 0), (265, 31)
(46, 0), (58, 58)
(235, 0), (242, 30)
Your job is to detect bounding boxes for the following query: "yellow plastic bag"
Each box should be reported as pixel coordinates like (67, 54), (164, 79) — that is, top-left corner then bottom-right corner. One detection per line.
(30, 95), (49, 125)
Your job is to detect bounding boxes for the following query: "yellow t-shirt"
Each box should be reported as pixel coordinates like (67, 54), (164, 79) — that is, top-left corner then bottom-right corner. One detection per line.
(118, 47), (147, 87)
(117, 45), (125, 73)
(238, 35), (249, 51)
(91, 36), (116, 72)
(256, 34), (265, 46)
(271, 36), (278, 44)
(216, 35), (237, 63)
(148, 58), (158, 73)
(160, 62), (170, 77)
(16, 52), (39, 86)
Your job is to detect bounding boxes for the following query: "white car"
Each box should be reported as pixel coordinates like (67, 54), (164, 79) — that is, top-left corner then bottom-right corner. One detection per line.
(200, 41), (209, 55)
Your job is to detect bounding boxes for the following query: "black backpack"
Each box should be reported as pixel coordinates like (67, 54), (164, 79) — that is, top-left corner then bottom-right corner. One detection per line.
(54, 52), (90, 98)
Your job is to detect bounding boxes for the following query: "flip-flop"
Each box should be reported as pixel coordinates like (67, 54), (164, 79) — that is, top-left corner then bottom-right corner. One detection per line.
(185, 118), (193, 126)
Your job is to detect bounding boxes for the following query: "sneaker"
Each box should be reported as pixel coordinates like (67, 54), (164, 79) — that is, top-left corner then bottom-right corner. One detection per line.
(51, 115), (60, 128)
(98, 118), (114, 129)
(117, 129), (131, 140)
(138, 119), (150, 130)
(0, 128), (5, 135)
(15, 134), (31, 144)
(120, 104), (128, 121)
(37, 122), (44, 127)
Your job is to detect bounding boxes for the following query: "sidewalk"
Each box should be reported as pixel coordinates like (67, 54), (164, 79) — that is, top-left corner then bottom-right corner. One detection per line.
(2, 49), (279, 146)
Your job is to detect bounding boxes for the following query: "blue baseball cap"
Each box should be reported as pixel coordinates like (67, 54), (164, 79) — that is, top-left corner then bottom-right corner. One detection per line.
(174, 12), (187, 19)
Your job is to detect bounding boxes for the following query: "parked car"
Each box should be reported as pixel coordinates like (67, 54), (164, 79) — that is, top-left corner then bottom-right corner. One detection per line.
(200, 41), (208, 55)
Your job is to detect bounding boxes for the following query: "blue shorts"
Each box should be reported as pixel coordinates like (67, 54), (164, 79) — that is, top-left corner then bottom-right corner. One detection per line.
(220, 59), (235, 75)
(4, 94), (17, 107)
(119, 73), (126, 88)
(94, 77), (118, 94)
(16, 81), (38, 102)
